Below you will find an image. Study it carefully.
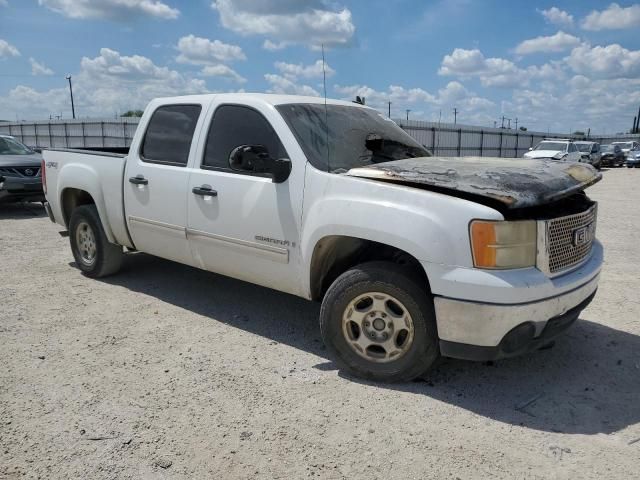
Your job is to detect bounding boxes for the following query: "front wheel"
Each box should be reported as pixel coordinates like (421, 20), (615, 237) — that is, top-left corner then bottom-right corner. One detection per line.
(69, 205), (123, 278)
(320, 261), (439, 382)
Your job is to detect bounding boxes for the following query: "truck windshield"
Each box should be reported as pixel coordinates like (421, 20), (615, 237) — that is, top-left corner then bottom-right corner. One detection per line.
(575, 143), (592, 152)
(535, 142), (566, 151)
(276, 103), (430, 173)
(0, 137), (33, 155)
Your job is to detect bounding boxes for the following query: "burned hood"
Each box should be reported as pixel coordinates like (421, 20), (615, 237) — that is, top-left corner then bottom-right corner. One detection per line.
(346, 156), (601, 209)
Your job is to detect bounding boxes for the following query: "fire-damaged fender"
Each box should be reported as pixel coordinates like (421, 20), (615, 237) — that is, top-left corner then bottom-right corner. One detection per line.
(298, 171), (504, 297)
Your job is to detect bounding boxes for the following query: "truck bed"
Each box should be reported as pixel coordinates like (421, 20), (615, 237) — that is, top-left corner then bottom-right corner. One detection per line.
(43, 148), (133, 248)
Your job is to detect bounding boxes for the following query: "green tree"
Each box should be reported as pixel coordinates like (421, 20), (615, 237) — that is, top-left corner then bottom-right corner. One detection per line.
(121, 110), (144, 118)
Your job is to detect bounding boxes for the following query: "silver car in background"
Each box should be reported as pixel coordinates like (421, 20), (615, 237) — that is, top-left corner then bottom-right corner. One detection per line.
(0, 135), (44, 203)
(574, 141), (602, 170)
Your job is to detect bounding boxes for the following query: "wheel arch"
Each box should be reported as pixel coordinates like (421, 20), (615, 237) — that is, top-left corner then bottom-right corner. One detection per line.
(60, 187), (116, 243)
(308, 235), (430, 302)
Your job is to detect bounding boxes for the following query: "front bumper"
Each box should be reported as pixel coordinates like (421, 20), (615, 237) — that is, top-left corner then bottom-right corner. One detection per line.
(0, 177), (44, 202)
(424, 240), (602, 360)
(437, 279), (597, 361)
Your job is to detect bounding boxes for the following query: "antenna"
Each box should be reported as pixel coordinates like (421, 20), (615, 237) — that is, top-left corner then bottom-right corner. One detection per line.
(321, 44), (330, 173)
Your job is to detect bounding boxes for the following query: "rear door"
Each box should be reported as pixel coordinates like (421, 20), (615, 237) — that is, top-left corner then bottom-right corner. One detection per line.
(124, 102), (205, 265)
(186, 101), (305, 296)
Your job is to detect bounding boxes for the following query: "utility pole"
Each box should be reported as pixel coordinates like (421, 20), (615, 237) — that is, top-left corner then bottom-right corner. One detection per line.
(500, 116), (506, 129)
(405, 109), (411, 122)
(514, 118), (518, 130)
(66, 75), (76, 119)
(453, 107), (458, 124)
(388, 101), (391, 118)
(493, 121), (497, 128)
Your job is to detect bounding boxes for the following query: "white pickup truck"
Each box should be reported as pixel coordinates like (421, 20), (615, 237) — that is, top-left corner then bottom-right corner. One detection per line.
(42, 94), (603, 382)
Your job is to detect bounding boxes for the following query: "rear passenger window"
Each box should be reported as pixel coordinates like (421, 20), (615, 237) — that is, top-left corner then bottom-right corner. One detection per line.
(202, 105), (287, 171)
(141, 104), (201, 166)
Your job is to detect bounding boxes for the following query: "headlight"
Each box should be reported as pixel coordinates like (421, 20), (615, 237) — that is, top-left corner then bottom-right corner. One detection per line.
(470, 220), (537, 269)
(553, 152), (568, 160)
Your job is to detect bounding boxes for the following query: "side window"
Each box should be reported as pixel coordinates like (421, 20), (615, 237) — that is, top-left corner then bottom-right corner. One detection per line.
(141, 104), (202, 166)
(568, 143), (575, 152)
(202, 105), (288, 171)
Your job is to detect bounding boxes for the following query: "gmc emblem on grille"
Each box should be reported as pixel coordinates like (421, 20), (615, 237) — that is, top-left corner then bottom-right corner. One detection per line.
(572, 223), (594, 247)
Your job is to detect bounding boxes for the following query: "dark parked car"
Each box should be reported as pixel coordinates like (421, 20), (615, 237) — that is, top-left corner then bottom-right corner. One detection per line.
(0, 135), (44, 203)
(600, 144), (625, 168)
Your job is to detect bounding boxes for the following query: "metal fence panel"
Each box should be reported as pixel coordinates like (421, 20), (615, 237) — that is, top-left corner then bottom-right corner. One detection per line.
(1, 117), (638, 158)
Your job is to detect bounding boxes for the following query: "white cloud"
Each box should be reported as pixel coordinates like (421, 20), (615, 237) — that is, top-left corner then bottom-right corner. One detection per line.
(539, 7), (574, 27)
(515, 31), (581, 55)
(29, 58), (54, 75)
(566, 43), (640, 79)
(201, 65), (246, 83)
(438, 48), (486, 75)
(582, 3), (640, 31)
(505, 76), (640, 133)
(263, 40), (287, 51)
(211, 0), (355, 49)
(439, 48), (528, 88)
(0, 47), (208, 120)
(176, 35), (245, 65)
(333, 81), (494, 124)
(38, 0), (179, 20)
(264, 74), (319, 96)
(439, 48), (567, 88)
(274, 60), (334, 80)
(0, 39), (20, 58)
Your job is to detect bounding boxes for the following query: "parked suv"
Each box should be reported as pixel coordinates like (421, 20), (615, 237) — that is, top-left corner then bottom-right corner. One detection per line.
(574, 141), (601, 169)
(0, 135), (44, 203)
(600, 144), (625, 167)
(612, 141), (640, 160)
(523, 139), (582, 162)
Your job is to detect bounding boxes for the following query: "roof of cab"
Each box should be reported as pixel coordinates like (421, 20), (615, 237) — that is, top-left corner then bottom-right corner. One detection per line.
(149, 93), (367, 109)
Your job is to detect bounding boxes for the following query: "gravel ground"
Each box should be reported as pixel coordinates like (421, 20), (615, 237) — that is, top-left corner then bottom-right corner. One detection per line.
(1, 168), (639, 479)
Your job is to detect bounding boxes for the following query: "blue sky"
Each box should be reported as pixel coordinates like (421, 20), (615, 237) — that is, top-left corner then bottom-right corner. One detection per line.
(1, 1), (639, 134)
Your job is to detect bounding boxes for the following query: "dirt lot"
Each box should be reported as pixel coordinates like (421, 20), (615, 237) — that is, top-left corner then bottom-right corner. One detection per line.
(1, 169), (639, 479)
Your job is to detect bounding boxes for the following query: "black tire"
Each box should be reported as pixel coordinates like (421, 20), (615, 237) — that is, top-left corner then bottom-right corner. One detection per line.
(320, 261), (439, 382)
(69, 205), (123, 278)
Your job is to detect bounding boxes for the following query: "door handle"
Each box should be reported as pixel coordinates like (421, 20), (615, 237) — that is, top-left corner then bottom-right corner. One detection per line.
(192, 186), (218, 197)
(129, 176), (148, 185)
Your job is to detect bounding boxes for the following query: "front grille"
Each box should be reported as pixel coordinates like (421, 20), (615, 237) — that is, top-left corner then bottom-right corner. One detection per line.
(545, 205), (597, 274)
(0, 166), (41, 178)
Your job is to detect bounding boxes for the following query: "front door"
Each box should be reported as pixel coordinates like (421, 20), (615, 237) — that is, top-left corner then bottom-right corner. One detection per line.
(186, 102), (304, 296)
(124, 103), (204, 265)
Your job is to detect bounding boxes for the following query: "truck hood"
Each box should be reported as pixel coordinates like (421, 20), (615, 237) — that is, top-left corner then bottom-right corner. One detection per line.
(0, 153), (42, 167)
(346, 156), (601, 210)
(523, 150), (563, 159)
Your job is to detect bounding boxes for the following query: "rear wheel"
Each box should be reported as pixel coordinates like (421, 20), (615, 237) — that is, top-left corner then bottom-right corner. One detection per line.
(320, 261), (439, 382)
(69, 205), (123, 278)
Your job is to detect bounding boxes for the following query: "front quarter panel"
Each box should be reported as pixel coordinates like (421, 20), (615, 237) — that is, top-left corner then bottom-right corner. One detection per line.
(299, 166), (503, 295)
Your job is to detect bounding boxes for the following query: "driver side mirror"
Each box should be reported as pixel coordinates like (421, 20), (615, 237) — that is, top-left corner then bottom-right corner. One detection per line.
(229, 145), (291, 184)
(528, 147), (533, 151)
